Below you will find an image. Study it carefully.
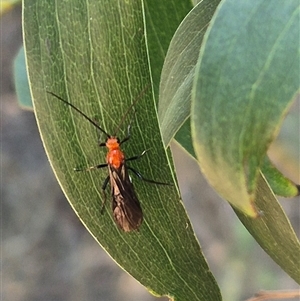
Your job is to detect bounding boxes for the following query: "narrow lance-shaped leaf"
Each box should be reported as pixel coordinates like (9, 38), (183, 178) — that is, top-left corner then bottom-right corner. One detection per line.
(159, 0), (220, 146)
(159, 0), (300, 284)
(144, 0), (192, 95)
(23, 0), (221, 300)
(191, 0), (300, 283)
(233, 173), (300, 283)
(158, 0), (299, 212)
(192, 0), (300, 217)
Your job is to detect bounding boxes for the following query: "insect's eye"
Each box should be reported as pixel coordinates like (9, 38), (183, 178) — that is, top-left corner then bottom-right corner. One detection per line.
(117, 137), (120, 144)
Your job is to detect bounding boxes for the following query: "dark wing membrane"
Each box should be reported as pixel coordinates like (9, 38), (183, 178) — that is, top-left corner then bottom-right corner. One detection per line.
(108, 164), (143, 232)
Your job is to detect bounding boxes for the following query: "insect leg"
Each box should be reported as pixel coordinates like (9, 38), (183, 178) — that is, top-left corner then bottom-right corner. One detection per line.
(74, 163), (108, 171)
(119, 124), (131, 145)
(126, 149), (149, 162)
(74, 163), (110, 213)
(101, 175), (110, 214)
(119, 109), (137, 145)
(127, 166), (172, 185)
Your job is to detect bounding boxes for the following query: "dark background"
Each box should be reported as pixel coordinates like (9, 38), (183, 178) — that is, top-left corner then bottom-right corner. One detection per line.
(1, 4), (299, 301)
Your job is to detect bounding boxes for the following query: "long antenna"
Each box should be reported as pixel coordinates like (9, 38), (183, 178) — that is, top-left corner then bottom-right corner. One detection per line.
(46, 91), (111, 138)
(112, 84), (150, 135)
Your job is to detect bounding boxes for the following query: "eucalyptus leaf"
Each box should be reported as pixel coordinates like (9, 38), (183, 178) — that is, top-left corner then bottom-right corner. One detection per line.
(193, 0), (300, 283)
(144, 0), (192, 95)
(192, 0), (300, 216)
(158, 0), (300, 284)
(23, 0), (221, 300)
(234, 173), (300, 283)
(159, 0), (220, 146)
(262, 156), (299, 198)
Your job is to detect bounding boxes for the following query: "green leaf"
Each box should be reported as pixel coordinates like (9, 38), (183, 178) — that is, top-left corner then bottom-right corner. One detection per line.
(13, 46), (33, 109)
(23, 1), (221, 300)
(144, 0), (193, 95)
(234, 173), (300, 283)
(192, 0), (300, 216)
(159, 0), (221, 146)
(262, 156), (299, 197)
(158, 0), (300, 284)
(268, 100), (300, 183)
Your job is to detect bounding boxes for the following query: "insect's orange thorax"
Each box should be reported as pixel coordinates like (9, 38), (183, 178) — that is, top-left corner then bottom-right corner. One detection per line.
(106, 137), (125, 169)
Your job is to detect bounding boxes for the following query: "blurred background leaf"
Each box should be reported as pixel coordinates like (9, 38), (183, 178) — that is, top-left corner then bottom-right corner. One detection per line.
(13, 46), (32, 109)
(0, 0), (21, 15)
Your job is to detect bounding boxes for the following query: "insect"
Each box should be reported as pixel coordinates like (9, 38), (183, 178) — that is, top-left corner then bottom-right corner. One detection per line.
(47, 90), (170, 232)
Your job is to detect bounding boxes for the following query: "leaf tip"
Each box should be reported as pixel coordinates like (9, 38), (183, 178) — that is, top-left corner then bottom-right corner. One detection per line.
(236, 196), (260, 218)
